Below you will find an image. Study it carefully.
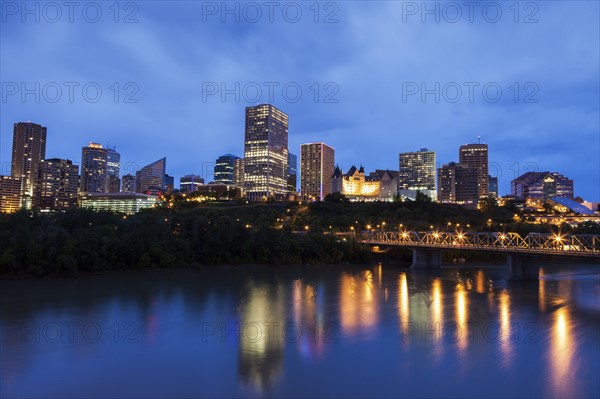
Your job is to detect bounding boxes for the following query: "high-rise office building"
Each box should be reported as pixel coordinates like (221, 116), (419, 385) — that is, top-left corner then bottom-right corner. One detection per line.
(11, 122), (47, 207)
(233, 158), (244, 189)
(80, 143), (108, 193)
(214, 154), (240, 185)
(300, 143), (335, 201)
(121, 174), (137, 193)
(33, 158), (80, 211)
(243, 104), (289, 201)
(180, 175), (205, 193)
(437, 162), (479, 204)
(136, 158), (166, 193)
(511, 172), (574, 200)
(488, 175), (498, 198)
(164, 174), (175, 193)
(106, 147), (121, 193)
(459, 143), (488, 199)
(399, 148), (436, 200)
(0, 176), (22, 213)
(287, 153), (297, 193)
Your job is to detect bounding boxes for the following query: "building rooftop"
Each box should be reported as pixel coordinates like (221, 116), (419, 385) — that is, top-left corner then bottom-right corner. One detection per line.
(550, 197), (595, 215)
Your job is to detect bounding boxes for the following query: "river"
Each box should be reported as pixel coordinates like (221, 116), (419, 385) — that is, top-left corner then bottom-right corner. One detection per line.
(1, 262), (598, 398)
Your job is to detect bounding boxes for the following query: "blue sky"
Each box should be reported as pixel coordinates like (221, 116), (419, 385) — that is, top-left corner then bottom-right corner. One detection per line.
(1, 1), (598, 199)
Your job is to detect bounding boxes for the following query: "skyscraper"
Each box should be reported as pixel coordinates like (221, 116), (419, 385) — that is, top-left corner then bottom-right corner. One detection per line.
(488, 175), (498, 198)
(233, 158), (244, 189)
(214, 154), (240, 185)
(11, 122), (47, 207)
(399, 148), (436, 200)
(33, 158), (80, 211)
(136, 157), (166, 193)
(80, 143), (108, 193)
(437, 162), (479, 204)
(121, 174), (137, 193)
(300, 142), (335, 201)
(511, 172), (574, 200)
(287, 153), (297, 193)
(106, 147), (121, 193)
(459, 143), (489, 199)
(243, 104), (289, 201)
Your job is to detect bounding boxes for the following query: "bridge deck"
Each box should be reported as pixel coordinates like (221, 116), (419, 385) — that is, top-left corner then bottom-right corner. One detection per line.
(360, 231), (600, 258)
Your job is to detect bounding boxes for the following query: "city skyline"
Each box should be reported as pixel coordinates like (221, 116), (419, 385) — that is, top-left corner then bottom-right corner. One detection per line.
(0, 113), (590, 202)
(1, 2), (597, 200)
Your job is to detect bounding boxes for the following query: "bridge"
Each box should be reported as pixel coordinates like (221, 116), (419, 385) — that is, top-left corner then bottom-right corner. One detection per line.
(360, 231), (600, 280)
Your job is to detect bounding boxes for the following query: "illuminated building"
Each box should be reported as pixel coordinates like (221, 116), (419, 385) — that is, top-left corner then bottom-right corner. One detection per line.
(180, 174), (204, 193)
(33, 158), (79, 211)
(459, 143), (489, 199)
(331, 165), (386, 201)
(548, 197), (593, 215)
(399, 148), (436, 200)
(121, 174), (136, 193)
(511, 172), (574, 200)
(233, 158), (244, 190)
(287, 152), (297, 193)
(300, 142), (335, 200)
(79, 192), (159, 214)
(80, 143), (108, 193)
(370, 170), (400, 201)
(437, 162), (479, 205)
(11, 122), (47, 208)
(214, 154), (240, 185)
(0, 176), (22, 213)
(136, 157), (166, 193)
(106, 147), (121, 193)
(243, 104), (289, 201)
(194, 183), (241, 199)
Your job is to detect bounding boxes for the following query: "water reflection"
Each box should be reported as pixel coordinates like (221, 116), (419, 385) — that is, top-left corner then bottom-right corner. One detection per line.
(455, 283), (468, 353)
(0, 265), (598, 398)
(431, 279), (444, 361)
(398, 273), (409, 325)
(549, 306), (577, 397)
(238, 282), (285, 392)
(498, 290), (513, 368)
(339, 270), (379, 337)
(539, 268), (546, 312)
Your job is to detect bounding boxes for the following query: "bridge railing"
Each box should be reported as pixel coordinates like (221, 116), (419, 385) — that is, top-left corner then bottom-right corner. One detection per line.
(360, 231), (600, 255)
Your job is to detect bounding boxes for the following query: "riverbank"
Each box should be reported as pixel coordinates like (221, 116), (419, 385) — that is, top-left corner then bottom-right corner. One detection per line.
(2, 203), (595, 277)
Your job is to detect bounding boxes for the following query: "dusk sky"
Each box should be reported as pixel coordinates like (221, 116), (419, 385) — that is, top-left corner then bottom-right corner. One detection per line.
(1, 1), (598, 199)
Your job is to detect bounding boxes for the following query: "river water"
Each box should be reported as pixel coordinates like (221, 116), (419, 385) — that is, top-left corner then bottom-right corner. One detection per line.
(1, 262), (598, 398)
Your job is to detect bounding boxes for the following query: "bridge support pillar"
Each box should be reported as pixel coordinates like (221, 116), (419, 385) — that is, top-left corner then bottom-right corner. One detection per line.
(411, 248), (442, 269)
(506, 254), (539, 280)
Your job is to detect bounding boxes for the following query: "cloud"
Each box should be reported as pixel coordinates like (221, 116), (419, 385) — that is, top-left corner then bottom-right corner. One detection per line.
(1, 1), (598, 198)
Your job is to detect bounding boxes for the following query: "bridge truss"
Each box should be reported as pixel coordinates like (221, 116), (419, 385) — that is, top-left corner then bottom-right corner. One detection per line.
(361, 231), (600, 257)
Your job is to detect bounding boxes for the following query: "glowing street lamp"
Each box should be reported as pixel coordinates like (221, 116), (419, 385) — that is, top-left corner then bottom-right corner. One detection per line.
(553, 234), (564, 246)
